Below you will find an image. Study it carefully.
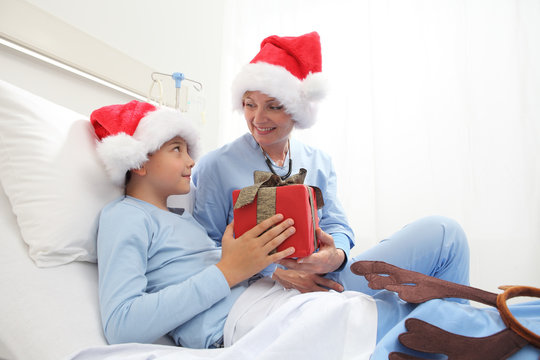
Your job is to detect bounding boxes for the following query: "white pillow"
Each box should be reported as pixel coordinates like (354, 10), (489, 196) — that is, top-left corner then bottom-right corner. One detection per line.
(0, 80), (122, 267)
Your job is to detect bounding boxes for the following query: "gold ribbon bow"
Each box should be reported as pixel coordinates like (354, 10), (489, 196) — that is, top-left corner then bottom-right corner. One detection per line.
(234, 168), (324, 224)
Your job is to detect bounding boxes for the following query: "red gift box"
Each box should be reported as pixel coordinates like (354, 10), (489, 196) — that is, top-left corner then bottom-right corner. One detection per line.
(232, 184), (320, 259)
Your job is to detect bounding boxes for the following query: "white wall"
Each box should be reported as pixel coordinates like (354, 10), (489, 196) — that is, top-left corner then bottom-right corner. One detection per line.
(23, 0), (226, 154)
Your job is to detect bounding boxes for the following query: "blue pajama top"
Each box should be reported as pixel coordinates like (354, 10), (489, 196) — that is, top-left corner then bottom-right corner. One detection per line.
(97, 196), (247, 349)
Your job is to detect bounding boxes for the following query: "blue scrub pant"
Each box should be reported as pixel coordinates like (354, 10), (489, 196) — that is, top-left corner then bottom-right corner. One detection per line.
(371, 297), (540, 359)
(329, 216), (539, 359)
(331, 215), (470, 294)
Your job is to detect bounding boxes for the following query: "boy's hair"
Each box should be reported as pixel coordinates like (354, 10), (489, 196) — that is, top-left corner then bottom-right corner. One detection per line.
(124, 171), (132, 187)
(90, 100), (199, 187)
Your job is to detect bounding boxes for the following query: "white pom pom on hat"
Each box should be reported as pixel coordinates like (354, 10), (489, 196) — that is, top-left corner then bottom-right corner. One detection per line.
(231, 31), (328, 129)
(90, 100), (200, 186)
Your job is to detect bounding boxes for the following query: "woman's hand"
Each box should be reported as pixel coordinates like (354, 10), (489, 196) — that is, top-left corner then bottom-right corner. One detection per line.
(272, 268), (344, 293)
(279, 228), (346, 274)
(216, 214), (295, 287)
(272, 228), (346, 293)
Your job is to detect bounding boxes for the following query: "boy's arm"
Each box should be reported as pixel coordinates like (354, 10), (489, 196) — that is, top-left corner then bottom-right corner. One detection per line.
(97, 206), (230, 344)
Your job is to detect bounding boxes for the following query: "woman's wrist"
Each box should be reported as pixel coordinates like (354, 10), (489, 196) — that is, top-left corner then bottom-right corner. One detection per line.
(332, 249), (347, 272)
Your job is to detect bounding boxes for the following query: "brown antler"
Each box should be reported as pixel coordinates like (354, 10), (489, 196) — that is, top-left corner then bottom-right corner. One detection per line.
(350, 261), (498, 306)
(388, 353), (421, 360)
(390, 318), (528, 360)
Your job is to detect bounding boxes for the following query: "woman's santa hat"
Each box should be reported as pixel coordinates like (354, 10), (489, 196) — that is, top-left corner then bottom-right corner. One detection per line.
(90, 100), (200, 186)
(231, 31), (328, 129)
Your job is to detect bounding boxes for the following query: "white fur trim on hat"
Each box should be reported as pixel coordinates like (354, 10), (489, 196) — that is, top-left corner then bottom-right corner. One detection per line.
(96, 107), (200, 186)
(231, 62), (327, 129)
(97, 133), (148, 186)
(133, 107), (200, 159)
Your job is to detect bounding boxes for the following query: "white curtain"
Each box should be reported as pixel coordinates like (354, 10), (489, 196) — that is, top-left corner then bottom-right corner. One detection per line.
(217, 0), (540, 291)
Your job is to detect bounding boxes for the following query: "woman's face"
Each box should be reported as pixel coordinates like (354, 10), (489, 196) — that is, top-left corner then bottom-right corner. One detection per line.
(243, 91), (295, 152)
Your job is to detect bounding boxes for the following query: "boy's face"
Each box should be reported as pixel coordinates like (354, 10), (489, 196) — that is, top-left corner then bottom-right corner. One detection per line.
(143, 136), (194, 197)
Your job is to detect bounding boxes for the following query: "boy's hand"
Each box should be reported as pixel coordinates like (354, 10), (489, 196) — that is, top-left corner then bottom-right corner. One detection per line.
(216, 214), (295, 287)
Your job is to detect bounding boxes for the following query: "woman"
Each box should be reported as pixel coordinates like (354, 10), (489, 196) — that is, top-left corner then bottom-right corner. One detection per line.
(192, 31), (469, 294)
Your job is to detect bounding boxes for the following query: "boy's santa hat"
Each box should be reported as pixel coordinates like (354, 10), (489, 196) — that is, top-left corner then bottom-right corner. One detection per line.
(231, 31), (327, 129)
(90, 100), (200, 186)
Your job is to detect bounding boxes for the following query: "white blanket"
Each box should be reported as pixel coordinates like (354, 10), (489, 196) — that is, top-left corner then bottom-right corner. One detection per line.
(67, 290), (377, 360)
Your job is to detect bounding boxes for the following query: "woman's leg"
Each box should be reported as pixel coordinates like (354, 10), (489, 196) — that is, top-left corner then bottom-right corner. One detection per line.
(330, 216), (470, 297)
(372, 299), (540, 360)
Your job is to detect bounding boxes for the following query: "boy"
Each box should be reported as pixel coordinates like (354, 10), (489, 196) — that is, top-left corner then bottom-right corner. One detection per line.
(92, 100), (297, 348)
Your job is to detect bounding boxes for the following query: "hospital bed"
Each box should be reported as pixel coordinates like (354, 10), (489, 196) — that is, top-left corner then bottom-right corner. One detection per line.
(0, 2), (378, 359)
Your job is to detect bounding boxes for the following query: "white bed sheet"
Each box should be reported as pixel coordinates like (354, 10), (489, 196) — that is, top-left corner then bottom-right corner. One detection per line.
(66, 288), (377, 360)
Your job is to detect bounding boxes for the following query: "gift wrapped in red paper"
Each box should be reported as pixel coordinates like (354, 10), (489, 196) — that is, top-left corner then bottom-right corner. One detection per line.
(232, 168), (324, 258)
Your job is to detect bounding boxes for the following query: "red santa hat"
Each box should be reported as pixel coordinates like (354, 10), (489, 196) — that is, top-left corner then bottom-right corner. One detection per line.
(231, 31), (328, 129)
(90, 100), (200, 186)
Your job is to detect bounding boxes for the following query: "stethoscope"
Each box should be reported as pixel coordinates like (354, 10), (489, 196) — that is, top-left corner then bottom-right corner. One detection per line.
(259, 139), (292, 181)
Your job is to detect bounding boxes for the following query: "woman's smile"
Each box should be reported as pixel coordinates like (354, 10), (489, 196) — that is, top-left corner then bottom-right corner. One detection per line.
(254, 125), (277, 134)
